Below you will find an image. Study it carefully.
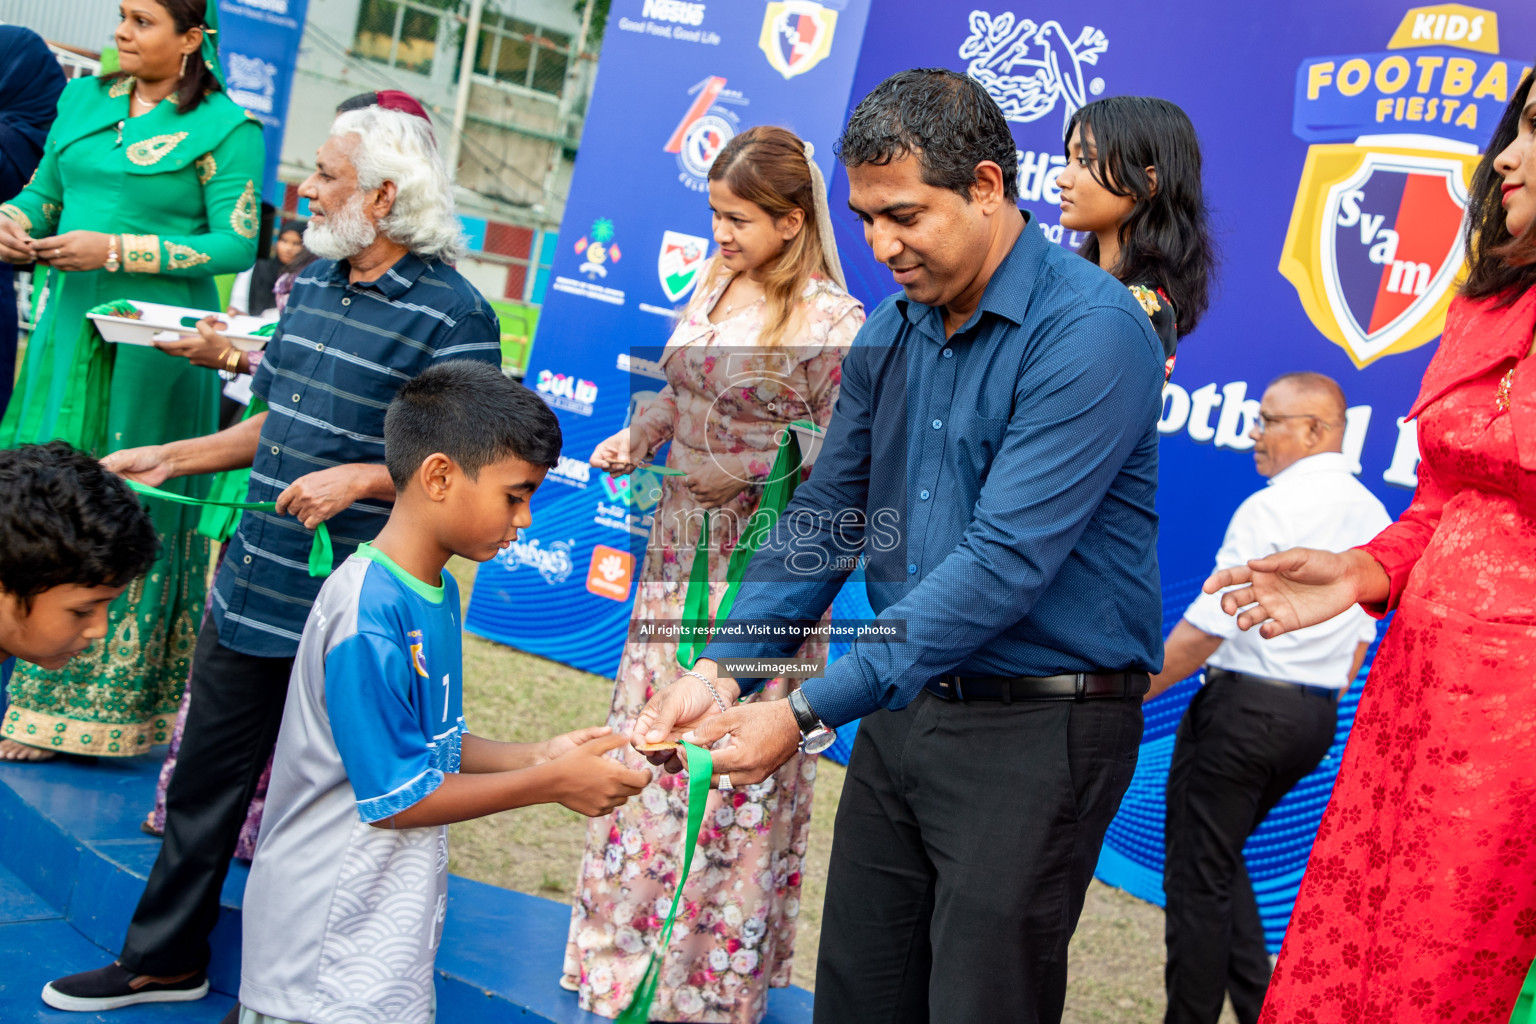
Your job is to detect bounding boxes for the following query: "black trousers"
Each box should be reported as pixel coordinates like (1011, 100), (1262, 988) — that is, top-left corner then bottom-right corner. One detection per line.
(118, 616), (294, 975)
(1162, 670), (1338, 1024)
(815, 690), (1144, 1024)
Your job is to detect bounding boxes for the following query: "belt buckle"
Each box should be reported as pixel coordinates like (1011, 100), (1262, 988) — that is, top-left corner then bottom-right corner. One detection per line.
(934, 675), (965, 701)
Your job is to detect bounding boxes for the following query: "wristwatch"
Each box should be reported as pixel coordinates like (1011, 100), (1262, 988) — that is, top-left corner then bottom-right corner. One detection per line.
(104, 234), (121, 273)
(788, 688), (836, 755)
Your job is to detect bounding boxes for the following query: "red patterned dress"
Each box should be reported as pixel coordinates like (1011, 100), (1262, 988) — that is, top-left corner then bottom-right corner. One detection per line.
(1261, 288), (1536, 1024)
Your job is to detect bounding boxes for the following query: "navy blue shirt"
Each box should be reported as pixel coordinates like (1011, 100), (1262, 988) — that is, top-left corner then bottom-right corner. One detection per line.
(702, 215), (1165, 726)
(212, 254), (501, 657)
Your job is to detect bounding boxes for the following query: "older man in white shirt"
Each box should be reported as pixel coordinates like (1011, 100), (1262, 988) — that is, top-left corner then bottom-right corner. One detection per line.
(1150, 372), (1392, 1024)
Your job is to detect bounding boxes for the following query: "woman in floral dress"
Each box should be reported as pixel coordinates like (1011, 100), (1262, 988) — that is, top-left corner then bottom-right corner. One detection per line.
(562, 126), (863, 1023)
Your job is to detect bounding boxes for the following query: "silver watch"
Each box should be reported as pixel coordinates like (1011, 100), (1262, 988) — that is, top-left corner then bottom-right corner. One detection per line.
(788, 688), (836, 755)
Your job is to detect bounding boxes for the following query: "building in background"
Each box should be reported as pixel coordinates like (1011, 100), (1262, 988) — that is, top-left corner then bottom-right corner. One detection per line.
(7, 0), (602, 372)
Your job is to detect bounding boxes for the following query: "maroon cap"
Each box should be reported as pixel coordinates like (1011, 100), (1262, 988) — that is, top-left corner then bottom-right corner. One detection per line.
(374, 90), (432, 125)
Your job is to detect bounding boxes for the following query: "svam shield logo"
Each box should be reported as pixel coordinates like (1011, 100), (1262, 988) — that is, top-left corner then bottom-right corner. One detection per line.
(658, 231), (709, 302)
(1279, 143), (1479, 368)
(759, 1), (837, 80)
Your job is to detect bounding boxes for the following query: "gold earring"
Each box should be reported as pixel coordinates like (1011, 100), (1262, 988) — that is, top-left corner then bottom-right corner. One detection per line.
(180, 53), (188, 77)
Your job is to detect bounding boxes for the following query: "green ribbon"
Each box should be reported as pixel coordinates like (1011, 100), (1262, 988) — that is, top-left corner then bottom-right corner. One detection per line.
(615, 740), (713, 1024)
(87, 299), (140, 319)
(676, 428), (803, 669)
(125, 478), (333, 578)
(195, 397), (268, 544)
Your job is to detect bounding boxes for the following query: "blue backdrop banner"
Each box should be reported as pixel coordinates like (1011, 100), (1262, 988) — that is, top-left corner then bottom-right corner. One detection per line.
(465, 0), (873, 671)
(467, 0), (1535, 950)
(215, 0), (311, 204)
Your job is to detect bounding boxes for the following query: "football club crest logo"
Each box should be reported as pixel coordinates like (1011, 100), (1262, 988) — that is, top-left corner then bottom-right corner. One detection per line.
(1276, 6), (1515, 368)
(759, 1), (837, 80)
(1280, 145), (1477, 368)
(658, 231), (709, 302)
(409, 641), (429, 677)
(665, 77), (748, 192)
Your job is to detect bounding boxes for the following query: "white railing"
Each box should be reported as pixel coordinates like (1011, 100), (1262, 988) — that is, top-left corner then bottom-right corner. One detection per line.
(49, 43), (101, 79)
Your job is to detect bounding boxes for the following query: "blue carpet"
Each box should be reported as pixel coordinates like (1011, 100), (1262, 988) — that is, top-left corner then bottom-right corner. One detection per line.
(0, 752), (813, 1023)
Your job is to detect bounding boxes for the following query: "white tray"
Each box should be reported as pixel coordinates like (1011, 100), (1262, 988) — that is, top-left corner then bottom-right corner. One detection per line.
(789, 421), (825, 463)
(88, 301), (272, 352)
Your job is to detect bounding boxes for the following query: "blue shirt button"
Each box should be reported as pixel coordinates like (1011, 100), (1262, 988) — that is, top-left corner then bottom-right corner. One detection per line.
(907, 563), (918, 575)
(932, 419), (942, 429)
(942, 348), (953, 358)
(920, 489), (930, 500)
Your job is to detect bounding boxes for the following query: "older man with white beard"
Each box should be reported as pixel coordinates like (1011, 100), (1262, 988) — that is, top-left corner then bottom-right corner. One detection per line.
(41, 102), (502, 1014)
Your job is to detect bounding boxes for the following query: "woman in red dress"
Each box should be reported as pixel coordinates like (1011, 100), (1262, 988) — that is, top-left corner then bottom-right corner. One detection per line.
(1205, 70), (1536, 1023)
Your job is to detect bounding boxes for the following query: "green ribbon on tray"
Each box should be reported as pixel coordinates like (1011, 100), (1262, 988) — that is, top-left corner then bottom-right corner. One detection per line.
(87, 299), (140, 319)
(614, 740), (712, 1024)
(676, 424), (805, 669)
(125, 477), (333, 578)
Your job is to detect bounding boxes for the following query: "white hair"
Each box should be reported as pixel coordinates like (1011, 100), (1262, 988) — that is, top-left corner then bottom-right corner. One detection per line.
(330, 106), (466, 262)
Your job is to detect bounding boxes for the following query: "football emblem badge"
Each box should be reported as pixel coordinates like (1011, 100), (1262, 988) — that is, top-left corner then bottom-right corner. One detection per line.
(1280, 145), (1477, 368)
(665, 76), (748, 192)
(759, 1), (838, 80)
(658, 231), (709, 302)
(1279, 4), (1515, 367)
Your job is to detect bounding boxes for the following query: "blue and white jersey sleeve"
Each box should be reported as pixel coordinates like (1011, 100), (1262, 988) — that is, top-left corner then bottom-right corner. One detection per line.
(325, 631), (444, 822)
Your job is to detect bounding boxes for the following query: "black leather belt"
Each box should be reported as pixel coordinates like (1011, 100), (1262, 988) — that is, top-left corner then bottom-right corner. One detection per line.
(924, 671), (1150, 703)
(1207, 667), (1341, 701)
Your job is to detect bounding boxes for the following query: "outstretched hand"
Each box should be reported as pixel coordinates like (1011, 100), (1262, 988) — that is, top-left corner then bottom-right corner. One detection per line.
(631, 674), (729, 773)
(100, 445), (175, 487)
(590, 425), (646, 476)
(546, 733), (652, 816)
(538, 725), (619, 764)
(1204, 547), (1378, 639)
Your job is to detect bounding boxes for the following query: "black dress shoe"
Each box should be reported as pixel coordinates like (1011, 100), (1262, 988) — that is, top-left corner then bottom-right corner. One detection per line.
(41, 962), (209, 1011)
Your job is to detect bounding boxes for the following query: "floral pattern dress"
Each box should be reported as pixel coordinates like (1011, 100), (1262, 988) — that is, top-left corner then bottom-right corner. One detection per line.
(563, 268), (863, 1023)
(1260, 288), (1536, 1023)
(1127, 281), (1178, 380)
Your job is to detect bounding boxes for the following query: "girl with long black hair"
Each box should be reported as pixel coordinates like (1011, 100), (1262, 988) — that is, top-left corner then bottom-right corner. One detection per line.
(1055, 95), (1216, 380)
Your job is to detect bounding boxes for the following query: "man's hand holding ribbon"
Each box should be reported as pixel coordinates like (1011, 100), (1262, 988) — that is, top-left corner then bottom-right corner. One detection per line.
(631, 657), (802, 787)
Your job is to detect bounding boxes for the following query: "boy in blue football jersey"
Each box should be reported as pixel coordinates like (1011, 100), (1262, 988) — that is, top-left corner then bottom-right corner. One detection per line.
(238, 361), (650, 1024)
(1, 442), (159, 761)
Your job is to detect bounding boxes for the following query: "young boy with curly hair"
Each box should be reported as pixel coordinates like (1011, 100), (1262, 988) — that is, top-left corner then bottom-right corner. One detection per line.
(1, 441), (160, 761)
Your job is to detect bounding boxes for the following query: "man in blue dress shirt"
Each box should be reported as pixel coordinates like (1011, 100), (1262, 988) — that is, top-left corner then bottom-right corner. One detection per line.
(636, 69), (1165, 1023)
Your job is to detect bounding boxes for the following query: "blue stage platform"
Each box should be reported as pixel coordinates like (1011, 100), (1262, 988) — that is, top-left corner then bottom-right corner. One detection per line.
(0, 752), (814, 1023)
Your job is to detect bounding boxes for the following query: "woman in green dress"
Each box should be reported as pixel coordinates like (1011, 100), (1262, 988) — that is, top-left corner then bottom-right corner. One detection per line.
(0, 0), (263, 760)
